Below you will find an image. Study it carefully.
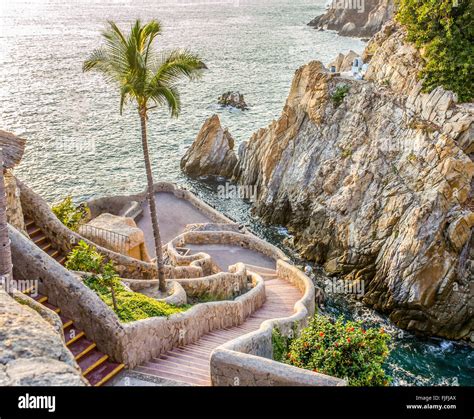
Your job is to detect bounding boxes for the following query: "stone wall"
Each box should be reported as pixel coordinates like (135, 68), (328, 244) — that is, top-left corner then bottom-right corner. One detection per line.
(0, 289), (87, 386)
(5, 170), (25, 233)
(120, 272), (266, 367)
(210, 260), (345, 386)
(168, 230), (289, 269)
(10, 224), (128, 363)
(17, 178), (158, 279)
(10, 224), (267, 368)
(174, 263), (250, 300)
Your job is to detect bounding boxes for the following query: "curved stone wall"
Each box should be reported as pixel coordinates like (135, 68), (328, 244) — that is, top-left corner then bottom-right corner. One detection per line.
(167, 230), (289, 269)
(210, 260), (345, 386)
(121, 272), (266, 367)
(18, 179), (158, 279)
(10, 223), (266, 368)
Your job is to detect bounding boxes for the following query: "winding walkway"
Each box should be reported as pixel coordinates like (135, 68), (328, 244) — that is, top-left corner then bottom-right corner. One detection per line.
(132, 252), (302, 386)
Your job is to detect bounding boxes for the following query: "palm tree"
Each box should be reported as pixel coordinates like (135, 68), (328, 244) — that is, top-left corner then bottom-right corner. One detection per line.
(83, 20), (204, 293)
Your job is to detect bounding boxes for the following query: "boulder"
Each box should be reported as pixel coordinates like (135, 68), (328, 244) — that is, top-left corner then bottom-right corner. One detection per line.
(218, 91), (248, 110)
(180, 114), (238, 178)
(80, 213), (151, 261)
(0, 290), (87, 386)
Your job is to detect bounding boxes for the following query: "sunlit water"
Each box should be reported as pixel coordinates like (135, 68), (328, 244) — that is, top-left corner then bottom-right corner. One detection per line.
(1, 0), (472, 386)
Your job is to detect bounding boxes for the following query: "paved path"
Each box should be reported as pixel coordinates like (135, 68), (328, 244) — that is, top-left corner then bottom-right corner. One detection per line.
(136, 192), (213, 257)
(186, 243), (275, 272)
(132, 274), (302, 385)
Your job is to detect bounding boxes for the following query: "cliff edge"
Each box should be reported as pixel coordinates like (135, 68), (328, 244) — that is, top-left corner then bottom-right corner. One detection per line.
(233, 22), (473, 340)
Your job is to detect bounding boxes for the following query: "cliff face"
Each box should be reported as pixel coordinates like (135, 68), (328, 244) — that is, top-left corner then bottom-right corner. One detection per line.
(234, 23), (474, 340)
(308, 0), (394, 38)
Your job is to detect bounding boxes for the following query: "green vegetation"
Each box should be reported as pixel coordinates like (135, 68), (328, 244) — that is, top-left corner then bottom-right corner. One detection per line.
(66, 240), (185, 321)
(83, 275), (185, 322)
(331, 84), (350, 107)
(272, 314), (392, 386)
(397, 0), (474, 102)
(52, 196), (89, 231)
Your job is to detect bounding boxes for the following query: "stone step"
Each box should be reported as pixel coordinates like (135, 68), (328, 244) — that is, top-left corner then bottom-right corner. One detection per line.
(132, 274), (302, 386)
(135, 365), (210, 386)
(78, 349), (109, 375)
(69, 336), (97, 361)
(85, 361), (125, 387)
(148, 356), (209, 375)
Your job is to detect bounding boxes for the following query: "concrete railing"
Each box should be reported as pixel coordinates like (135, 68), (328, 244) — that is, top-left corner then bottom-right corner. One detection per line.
(210, 260), (346, 386)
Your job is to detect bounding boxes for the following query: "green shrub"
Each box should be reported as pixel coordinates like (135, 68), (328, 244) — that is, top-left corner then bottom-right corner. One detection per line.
(275, 314), (392, 386)
(331, 85), (350, 107)
(396, 0), (474, 102)
(67, 240), (186, 322)
(65, 240), (103, 273)
(52, 196), (89, 231)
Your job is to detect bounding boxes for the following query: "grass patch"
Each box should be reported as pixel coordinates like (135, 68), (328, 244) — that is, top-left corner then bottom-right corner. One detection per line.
(84, 276), (187, 322)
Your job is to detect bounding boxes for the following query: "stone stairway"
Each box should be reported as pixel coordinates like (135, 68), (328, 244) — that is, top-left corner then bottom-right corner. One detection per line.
(22, 217), (125, 386)
(133, 273), (302, 386)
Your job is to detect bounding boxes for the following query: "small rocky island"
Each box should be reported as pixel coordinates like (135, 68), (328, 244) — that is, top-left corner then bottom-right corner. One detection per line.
(218, 91), (248, 110)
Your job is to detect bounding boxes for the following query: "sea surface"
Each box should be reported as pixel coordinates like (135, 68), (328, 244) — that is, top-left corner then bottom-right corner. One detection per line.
(1, 0), (472, 386)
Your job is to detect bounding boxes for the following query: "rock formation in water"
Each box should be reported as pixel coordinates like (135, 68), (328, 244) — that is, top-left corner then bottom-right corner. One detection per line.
(181, 114), (238, 178)
(308, 0), (394, 38)
(218, 91), (248, 110)
(230, 22), (473, 340)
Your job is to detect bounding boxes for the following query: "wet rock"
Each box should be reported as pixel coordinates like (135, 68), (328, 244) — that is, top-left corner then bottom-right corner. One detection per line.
(218, 91), (248, 110)
(181, 114), (238, 178)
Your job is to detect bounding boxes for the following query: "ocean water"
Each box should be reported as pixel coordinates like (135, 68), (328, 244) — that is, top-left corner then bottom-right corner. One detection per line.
(1, 0), (472, 386)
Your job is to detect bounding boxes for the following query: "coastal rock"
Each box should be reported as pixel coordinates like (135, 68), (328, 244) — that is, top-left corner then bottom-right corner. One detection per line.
(0, 290), (87, 386)
(308, 0), (394, 38)
(234, 27), (474, 339)
(329, 50), (360, 72)
(218, 91), (248, 110)
(181, 114), (238, 178)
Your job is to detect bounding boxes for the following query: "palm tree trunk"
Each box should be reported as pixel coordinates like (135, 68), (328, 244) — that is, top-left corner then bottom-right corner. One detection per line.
(0, 150), (13, 296)
(139, 109), (167, 293)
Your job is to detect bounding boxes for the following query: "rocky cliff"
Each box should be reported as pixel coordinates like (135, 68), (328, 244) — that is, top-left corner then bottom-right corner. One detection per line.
(232, 22), (473, 340)
(181, 114), (238, 178)
(308, 0), (394, 38)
